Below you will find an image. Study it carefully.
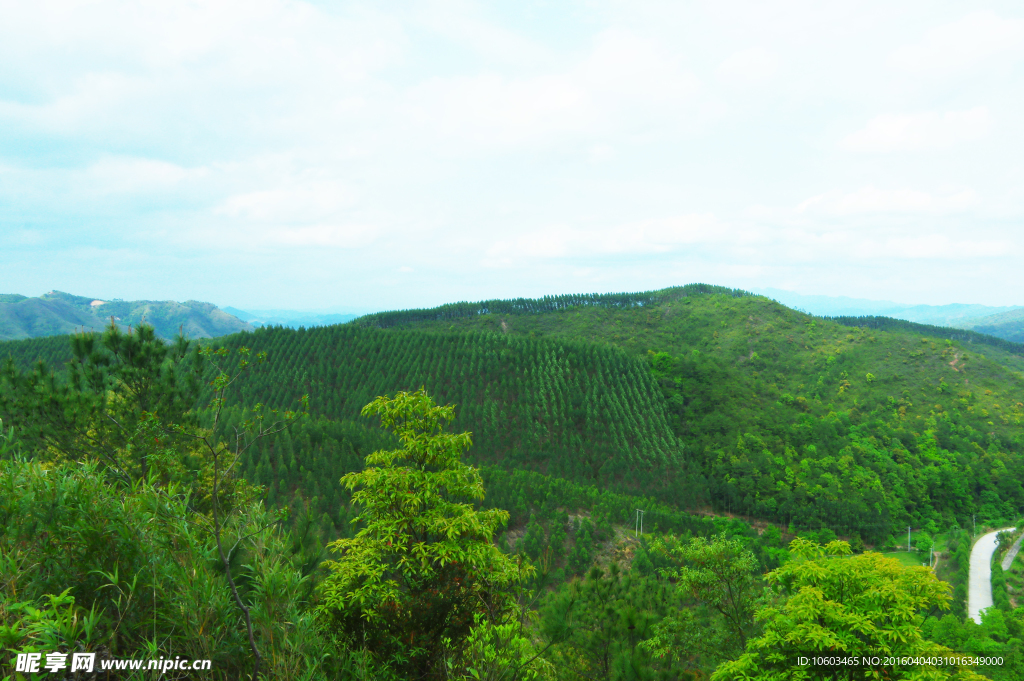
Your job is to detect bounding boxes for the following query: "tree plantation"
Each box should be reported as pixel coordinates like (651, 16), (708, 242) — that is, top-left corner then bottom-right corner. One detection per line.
(2, 285), (1024, 679)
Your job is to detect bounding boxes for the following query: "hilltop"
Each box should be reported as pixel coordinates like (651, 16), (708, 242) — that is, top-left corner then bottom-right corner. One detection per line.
(0, 290), (252, 341)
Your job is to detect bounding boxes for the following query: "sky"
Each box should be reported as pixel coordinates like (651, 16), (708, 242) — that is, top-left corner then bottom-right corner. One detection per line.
(2, 0), (1023, 311)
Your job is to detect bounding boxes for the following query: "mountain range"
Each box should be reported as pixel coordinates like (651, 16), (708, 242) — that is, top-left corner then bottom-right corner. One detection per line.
(222, 306), (361, 329)
(0, 291), (252, 341)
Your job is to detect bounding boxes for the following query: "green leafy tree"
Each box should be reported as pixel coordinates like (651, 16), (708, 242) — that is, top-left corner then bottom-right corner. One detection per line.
(317, 389), (532, 679)
(653, 534), (760, 654)
(712, 538), (986, 681)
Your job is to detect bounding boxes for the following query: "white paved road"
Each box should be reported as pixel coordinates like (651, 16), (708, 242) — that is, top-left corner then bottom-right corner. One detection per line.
(968, 527), (1015, 624)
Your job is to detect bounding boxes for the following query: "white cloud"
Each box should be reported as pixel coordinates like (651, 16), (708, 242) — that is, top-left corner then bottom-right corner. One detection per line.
(798, 186), (978, 215)
(3, 1), (1024, 308)
(80, 156), (206, 195)
(0, 0), (403, 146)
(484, 214), (728, 263)
(177, 221), (377, 251)
(716, 47), (779, 85)
(215, 181), (358, 223)
(854, 235), (1012, 260)
(270, 224), (376, 248)
(587, 144), (615, 162)
(413, 0), (553, 67)
(839, 107), (991, 153)
(404, 29), (700, 148)
(890, 11), (1024, 74)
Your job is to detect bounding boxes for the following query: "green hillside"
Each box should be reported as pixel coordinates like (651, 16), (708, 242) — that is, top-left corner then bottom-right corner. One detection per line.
(345, 287), (1024, 542)
(828, 315), (1024, 361)
(962, 307), (1024, 344)
(0, 334), (77, 371)
(0, 290), (251, 341)
(5, 285), (1024, 679)
(211, 326), (693, 502)
(5, 284), (1024, 547)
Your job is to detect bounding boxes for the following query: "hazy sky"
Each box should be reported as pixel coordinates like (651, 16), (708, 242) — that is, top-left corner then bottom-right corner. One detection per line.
(2, 1), (1023, 310)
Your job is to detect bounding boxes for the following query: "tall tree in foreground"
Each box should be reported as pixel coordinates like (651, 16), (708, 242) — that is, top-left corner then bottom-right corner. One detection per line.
(316, 389), (535, 680)
(712, 538), (986, 681)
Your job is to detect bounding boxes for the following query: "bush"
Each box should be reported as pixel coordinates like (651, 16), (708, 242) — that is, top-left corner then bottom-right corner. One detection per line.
(0, 455), (342, 680)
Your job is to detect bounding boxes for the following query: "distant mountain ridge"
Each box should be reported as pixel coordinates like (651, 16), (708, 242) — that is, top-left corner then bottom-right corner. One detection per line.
(0, 291), (252, 341)
(222, 306), (360, 329)
(753, 288), (1024, 343)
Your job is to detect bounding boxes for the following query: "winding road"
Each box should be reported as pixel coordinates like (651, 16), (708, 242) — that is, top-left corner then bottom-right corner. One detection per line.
(968, 527), (1015, 624)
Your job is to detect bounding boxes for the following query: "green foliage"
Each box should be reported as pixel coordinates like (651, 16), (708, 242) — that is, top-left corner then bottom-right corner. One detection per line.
(0, 334), (74, 371)
(0, 322), (313, 679)
(480, 467), (720, 539)
(7, 286), (1024, 679)
(712, 539), (985, 680)
(540, 564), (689, 680)
(1, 323), (203, 482)
(0, 590), (101, 658)
(13, 287), (1024, 548)
(652, 534), (760, 654)
(826, 315), (1024, 357)
(345, 289), (1024, 542)
(0, 454), (341, 680)
(448, 610), (554, 681)
(317, 389), (532, 679)
(207, 324), (688, 502)
(991, 563), (1011, 612)
(924, 609), (1024, 681)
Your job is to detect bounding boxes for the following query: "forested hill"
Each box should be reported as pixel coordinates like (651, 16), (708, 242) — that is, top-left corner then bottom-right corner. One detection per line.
(5, 286), (1024, 545)
(0, 290), (251, 341)
(341, 288), (1024, 542)
(356, 285), (1024, 360)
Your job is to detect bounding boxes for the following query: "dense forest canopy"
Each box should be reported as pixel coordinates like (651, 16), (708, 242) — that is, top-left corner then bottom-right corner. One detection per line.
(3, 285), (1024, 679)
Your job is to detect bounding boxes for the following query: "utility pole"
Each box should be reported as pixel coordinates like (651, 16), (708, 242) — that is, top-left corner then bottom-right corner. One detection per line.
(973, 514), (976, 536)
(908, 526), (912, 552)
(635, 509), (645, 538)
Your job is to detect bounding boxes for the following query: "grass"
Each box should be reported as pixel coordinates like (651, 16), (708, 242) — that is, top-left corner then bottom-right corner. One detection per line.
(884, 551), (926, 567)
